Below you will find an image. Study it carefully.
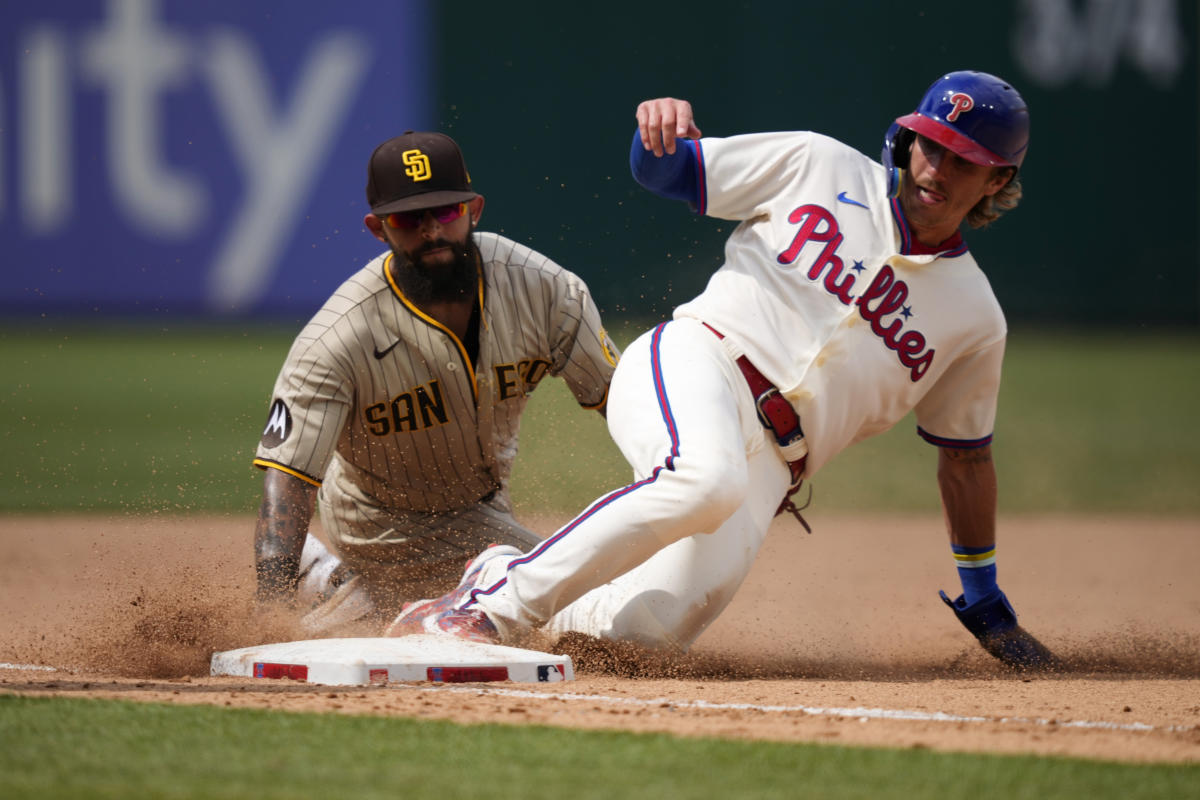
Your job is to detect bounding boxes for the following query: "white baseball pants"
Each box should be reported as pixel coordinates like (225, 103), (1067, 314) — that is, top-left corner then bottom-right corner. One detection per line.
(470, 318), (792, 650)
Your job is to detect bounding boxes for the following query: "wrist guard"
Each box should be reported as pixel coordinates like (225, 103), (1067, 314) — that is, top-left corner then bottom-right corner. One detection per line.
(940, 589), (1058, 671)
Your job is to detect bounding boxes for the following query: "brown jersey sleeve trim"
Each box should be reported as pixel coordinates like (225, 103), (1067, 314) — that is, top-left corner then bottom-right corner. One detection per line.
(252, 458), (323, 487)
(579, 384), (610, 411)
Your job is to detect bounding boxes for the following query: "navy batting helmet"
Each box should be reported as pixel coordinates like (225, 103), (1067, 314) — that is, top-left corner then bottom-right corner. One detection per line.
(883, 71), (1029, 173)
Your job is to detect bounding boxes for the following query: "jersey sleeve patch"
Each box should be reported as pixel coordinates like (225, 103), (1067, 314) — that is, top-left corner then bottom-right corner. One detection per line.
(599, 327), (619, 368)
(260, 398), (293, 448)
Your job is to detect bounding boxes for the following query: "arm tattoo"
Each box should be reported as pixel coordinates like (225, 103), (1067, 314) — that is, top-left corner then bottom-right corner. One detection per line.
(257, 495), (306, 559)
(254, 473), (316, 603)
(943, 447), (993, 465)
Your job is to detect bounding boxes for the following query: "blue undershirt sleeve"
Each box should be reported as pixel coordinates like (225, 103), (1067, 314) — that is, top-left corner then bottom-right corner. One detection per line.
(628, 129), (703, 211)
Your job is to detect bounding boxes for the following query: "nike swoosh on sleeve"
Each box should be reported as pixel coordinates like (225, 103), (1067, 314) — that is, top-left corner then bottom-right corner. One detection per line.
(373, 339), (402, 359)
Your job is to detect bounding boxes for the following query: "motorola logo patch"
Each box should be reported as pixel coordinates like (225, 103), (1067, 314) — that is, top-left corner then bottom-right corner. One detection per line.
(261, 399), (292, 447)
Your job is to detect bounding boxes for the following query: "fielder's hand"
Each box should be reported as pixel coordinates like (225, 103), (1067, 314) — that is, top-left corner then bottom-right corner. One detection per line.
(636, 98), (703, 157)
(940, 589), (1059, 671)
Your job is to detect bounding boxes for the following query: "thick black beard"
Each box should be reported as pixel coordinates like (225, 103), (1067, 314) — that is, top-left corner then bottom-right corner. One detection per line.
(390, 236), (480, 306)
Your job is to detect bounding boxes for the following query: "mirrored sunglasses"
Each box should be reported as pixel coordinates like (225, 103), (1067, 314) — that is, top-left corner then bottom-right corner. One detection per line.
(383, 202), (468, 230)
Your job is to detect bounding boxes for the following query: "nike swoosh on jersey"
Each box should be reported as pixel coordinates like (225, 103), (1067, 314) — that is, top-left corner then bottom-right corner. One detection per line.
(836, 191), (869, 210)
(373, 339), (402, 359)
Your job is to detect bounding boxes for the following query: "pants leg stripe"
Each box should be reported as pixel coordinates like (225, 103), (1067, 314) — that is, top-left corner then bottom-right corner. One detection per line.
(463, 322), (681, 609)
(648, 322), (681, 471)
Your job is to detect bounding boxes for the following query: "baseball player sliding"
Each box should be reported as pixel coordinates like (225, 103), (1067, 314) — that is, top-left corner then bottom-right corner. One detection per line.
(252, 131), (619, 632)
(389, 71), (1057, 670)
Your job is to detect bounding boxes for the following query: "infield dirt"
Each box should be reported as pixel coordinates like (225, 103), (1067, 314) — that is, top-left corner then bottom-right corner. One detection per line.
(2, 513), (1198, 763)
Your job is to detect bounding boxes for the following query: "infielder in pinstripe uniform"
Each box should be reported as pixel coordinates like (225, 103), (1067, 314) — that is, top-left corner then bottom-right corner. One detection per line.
(252, 131), (619, 632)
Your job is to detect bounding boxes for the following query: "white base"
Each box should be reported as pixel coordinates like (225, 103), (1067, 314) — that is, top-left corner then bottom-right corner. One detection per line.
(210, 635), (573, 686)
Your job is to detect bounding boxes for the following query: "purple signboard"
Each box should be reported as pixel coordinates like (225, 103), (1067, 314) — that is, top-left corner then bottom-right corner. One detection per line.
(1, 0), (431, 317)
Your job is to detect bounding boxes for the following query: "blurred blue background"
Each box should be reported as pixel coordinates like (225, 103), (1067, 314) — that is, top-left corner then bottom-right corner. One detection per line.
(2, 0), (1196, 324)
(2, 0), (431, 317)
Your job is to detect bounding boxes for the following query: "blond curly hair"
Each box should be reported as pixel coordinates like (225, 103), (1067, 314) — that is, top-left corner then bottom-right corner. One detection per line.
(966, 170), (1022, 229)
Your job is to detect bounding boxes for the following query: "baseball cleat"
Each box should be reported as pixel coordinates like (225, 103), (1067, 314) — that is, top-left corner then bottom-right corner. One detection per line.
(394, 606), (500, 644)
(385, 596), (437, 637)
(426, 607), (501, 644)
(384, 544), (519, 638)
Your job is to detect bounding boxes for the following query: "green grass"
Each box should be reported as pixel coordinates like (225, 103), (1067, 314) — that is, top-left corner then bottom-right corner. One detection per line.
(2, 324), (1197, 515)
(993, 330), (1200, 512)
(1, 695), (1195, 799)
(1, 324), (288, 514)
(812, 329), (1200, 513)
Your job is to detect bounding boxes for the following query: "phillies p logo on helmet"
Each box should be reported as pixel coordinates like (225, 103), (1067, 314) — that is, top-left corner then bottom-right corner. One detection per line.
(885, 71), (1030, 170)
(946, 92), (974, 122)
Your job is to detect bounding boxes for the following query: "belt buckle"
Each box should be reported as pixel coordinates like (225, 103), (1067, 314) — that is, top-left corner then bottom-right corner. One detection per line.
(755, 388), (804, 447)
(754, 387), (779, 430)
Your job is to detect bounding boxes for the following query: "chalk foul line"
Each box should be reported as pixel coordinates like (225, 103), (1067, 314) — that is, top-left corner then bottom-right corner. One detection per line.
(1, 662), (1192, 733)
(390, 684), (1195, 734)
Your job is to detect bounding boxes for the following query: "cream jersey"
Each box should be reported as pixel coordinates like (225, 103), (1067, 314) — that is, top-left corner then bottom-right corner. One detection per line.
(254, 231), (619, 513)
(674, 131), (1006, 476)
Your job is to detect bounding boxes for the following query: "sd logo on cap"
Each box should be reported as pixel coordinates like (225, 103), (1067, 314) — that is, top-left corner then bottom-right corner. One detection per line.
(366, 131), (477, 215)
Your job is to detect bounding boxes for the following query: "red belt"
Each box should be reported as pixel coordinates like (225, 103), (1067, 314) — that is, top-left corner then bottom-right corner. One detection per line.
(703, 323), (807, 488)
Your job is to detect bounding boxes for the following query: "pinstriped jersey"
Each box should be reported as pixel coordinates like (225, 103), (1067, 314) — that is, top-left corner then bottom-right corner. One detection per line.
(253, 231), (619, 513)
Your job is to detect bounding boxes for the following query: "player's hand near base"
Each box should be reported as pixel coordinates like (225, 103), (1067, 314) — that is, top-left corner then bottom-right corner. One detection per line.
(940, 589), (1059, 671)
(254, 469), (317, 609)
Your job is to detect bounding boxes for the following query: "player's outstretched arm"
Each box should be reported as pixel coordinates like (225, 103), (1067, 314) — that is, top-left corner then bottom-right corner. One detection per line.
(254, 468), (318, 606)
(636, 97), (702, 157)
(937, 445), (996, 549)
(935, 446), (1058, 670)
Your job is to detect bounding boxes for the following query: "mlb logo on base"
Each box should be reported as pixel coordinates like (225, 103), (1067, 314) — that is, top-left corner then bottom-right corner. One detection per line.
(538, 664), (566, 682)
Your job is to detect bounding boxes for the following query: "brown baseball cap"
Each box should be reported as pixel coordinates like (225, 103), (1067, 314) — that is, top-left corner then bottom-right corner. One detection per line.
(365, 131), (477, 215)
